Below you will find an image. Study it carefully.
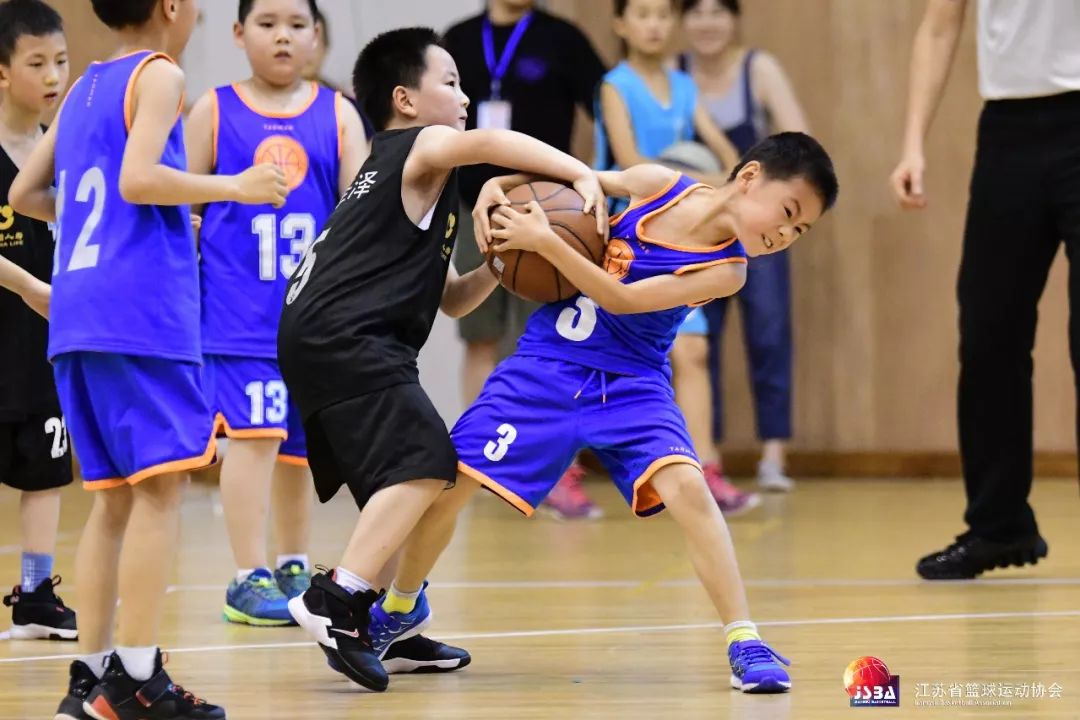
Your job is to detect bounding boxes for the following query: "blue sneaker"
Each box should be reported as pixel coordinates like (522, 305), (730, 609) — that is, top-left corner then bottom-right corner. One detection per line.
(728, 639), (792, 693)
(367, 581), (432, 658)
(224, 568), (295, 626)
(274, 561), (312, 600)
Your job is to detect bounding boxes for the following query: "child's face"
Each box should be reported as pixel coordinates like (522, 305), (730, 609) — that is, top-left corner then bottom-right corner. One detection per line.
(684, 0), (737, 57)
(0, 33), (69, 116)
(615, 0), (676, 57)
(165, 0), (200, 60)
(235, 0), (317, 87)
(406, 45), (469, 131)
(731, 163), (824, 256)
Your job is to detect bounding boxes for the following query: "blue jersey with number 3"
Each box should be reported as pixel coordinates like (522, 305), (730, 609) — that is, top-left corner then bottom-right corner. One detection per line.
(515, 174), (748, 377)
(50, 51), (199, 362)
(199, 82), (341, 358)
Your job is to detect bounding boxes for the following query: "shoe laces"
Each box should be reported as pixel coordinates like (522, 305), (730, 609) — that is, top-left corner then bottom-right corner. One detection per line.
(735, 640), (791, 669)
(279, 561), (307, 576)
(246, 573), (283, 599)
(158, 652), (208, 707)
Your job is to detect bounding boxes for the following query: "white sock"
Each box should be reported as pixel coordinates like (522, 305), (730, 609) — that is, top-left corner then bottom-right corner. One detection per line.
(81, 650), (112, 680)
(116, 646), (158, 682)
(236, 568), (259, 583)
(334, 566), (373, 595)
(276, 554), (309, 570)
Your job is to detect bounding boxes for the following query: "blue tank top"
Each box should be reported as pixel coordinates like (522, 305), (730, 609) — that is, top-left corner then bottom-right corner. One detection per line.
(515, 174), (747, 377)
(594, 62), (697, 173)
(200, 82), (341, 358)
(51, 51), (199, 362)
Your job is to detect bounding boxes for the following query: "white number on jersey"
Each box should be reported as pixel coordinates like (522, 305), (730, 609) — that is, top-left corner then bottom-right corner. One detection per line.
(245, 380), (288, 425)
(555, 296), (598, 342)
(252, 212), (317, 281)
(285, 227), (328, 305)
(56, 167), (106, 273)
(483, 423), (518, 462)
(43, 416), (68, 459)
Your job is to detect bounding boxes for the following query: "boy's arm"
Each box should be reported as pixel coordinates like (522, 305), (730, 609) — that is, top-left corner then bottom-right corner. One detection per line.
(890, 0), (968, 209)
(753, 53), (810, 133)
(336, 94), (369, 195)
(9, 122), (59, 222)
(692, 103), (740, 170)
(406, 125), (606, 237)
(121, 59), (288, 207)
(0, 256), (50, 318)
(596, 164), (678, 200)
(183, 89), (216, 219)
(440, 262), (499, 318)
(490, 203), (746, 314)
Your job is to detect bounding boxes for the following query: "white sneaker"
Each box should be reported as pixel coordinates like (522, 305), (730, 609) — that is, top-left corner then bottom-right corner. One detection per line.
(757, 460), (794, 492)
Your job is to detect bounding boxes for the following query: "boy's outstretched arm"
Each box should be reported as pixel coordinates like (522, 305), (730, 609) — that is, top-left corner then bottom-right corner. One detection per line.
(406, 126), (607, 238)
(490, 202), (746, 314)
(0, 256), (50, 318)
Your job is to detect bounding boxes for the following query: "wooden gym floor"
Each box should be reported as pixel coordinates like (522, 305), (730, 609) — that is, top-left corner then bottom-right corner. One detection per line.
(0, 476), (1078, 719)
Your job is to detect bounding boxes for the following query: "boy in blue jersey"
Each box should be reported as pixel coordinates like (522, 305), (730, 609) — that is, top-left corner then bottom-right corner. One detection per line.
(11, 0), (288, 717)
(184, 0), (367, 628)
(377, 132), (837, 695)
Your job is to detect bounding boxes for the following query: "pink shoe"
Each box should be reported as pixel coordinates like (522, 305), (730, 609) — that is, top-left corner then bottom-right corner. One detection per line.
(703, 463), (761, 517)
(540, 464), (603, 520)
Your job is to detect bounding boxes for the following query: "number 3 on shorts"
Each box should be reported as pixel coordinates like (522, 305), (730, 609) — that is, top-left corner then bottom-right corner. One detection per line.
(483, 423), (517, 462)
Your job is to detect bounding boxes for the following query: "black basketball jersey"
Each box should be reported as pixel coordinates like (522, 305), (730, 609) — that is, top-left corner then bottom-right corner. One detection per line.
(278, 127), (459, 418)
(0, 142), (58, 422)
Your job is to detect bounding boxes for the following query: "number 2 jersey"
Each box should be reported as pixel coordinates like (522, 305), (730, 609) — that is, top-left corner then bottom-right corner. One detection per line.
(515, 173), (748, 377)
(199, 82), (341, 358)
(51, 51), (198, 362)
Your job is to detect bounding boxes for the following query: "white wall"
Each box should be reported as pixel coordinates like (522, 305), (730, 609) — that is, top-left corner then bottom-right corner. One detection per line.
(182, 0), (485, 425)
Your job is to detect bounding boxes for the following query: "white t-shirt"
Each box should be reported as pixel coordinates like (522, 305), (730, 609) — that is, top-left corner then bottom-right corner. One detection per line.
(977, 0), (1080, 99)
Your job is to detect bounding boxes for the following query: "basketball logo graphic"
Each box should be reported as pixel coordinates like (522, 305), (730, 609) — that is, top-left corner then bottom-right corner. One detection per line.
(603, 238), (634, 280)
(254, 135), (309, 191)
(844, 656), (900, 707)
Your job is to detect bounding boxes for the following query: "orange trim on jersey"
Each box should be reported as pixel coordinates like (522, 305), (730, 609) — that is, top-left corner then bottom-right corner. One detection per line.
(215, 412), (288, 441)
(673, 256), (748, 276)
(631, 455), (702, 516)
(609, 174), (682, 227)
(277, 455), (309, 467)
(209, 88), (220, 171)
(123, 52), (178, 132)
(83, 477), (126, 492)
(231, 81), (319, 119)
(125, 434), (219, 487)
(458, 461), (534, 517)
(334, 91), (345, 160)
(636, 184), (738, 254)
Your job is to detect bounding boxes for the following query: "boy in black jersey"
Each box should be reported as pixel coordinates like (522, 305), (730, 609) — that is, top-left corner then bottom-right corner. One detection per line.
(278, 27), (605, 692)
(0, 0), (77, 644)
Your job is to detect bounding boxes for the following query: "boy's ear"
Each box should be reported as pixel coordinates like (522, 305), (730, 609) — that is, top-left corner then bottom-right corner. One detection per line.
(612, 16), (627, 39)
(736, 160), (760, 189)
(391, 85), (417, 121)
(233, 21), (245, 47)
(0, 64), (10, 92)
(161, 0), (178, 23)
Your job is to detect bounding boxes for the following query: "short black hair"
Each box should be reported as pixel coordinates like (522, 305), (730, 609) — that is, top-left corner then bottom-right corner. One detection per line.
(731, 132), (839, 211)
(353, 27), (441, 132)
(238, 0), (318, 25)
(681, 0), (740, 15)
(90, 0), (159, 29)
(0, 0), (64, 65)
(614, 0), (679, 17)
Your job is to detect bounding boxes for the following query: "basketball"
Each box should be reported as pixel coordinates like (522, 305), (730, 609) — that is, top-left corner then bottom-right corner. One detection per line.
(485, 181), (606, 303)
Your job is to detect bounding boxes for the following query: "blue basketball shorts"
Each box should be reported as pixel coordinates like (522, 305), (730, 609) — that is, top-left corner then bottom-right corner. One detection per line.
(202, 355), (307, 464)
(52, 352), (217, 490)
(676, 306), (709, 335)
(452, 354), (701, 517)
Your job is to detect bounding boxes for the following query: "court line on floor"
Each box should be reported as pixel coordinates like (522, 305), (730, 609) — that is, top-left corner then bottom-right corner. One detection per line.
(4, 608), (1080, 666)
(161, 577), (1080, 593)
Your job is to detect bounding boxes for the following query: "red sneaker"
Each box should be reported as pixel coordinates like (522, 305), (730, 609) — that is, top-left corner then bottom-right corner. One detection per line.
(540, 464), (603, 520)
(703, 463), (761, 517)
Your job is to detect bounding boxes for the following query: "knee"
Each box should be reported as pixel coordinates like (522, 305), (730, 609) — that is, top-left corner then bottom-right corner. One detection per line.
(653, 465), (713, 512)
(132, 472), (187, 509)
(671, 335), (708, 372)
(438, 475), (479, 513)
(94, 486), (134, 526)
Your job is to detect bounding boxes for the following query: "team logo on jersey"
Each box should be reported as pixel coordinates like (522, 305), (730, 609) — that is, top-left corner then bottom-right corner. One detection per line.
(603, 237), (634, 280)
(446, 212), (456, 239)
(0, 205), (14, 231)
(254, 134), (309, 191)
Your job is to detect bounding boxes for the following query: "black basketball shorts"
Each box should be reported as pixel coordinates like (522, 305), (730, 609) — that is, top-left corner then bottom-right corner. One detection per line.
(0, 413), (74, 492)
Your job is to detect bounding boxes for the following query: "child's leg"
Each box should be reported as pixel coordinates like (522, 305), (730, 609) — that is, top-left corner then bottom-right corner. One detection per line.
(20, 488), (61, 583)
(114, 472), (184, 652)
(392, 477), (480, 593)
(671, 333), (717, 465)
(271, 462), (312, 562)
(220, 438), (280, 571)
(76, 485), (134, 656)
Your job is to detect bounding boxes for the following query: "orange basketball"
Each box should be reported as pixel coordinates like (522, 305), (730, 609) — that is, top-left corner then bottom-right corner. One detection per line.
(486, 182), (606, 303)
(254, 135), (309, 191)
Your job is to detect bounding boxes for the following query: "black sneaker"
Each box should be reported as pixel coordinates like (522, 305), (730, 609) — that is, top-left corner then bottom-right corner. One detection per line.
(3, 575), (78, 640)
(82, 650), (225, 720)
(54, 660), (98, 720)
(382, 635), (471, 674)
(917, 533), (1049, 580)
(286, 570), (387, 692)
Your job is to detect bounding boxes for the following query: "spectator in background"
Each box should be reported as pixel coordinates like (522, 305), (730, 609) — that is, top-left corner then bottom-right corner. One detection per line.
(671, 0), (808, 497)
(594, 0), (754, 515)
(444, 0), (607, 519)
(305, 4), (374, 139)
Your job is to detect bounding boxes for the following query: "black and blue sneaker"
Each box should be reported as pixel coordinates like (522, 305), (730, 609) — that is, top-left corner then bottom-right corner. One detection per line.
(728, 639), (792, 693)
(382, 634), (471, 674)
(368, 581), (432, 658)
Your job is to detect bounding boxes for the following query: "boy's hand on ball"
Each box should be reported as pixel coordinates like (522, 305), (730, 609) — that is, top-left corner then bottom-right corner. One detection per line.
(572, 172), (608, 239)
(490, 202), (555, 254)
(472, 178), (512, 253)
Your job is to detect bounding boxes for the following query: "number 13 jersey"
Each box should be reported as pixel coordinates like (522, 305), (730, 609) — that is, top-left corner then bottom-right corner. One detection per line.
(199, 82), (341, 358)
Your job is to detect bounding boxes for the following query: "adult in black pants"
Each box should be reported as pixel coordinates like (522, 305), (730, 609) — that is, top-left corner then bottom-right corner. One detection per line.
(891, 0), (1080, 579)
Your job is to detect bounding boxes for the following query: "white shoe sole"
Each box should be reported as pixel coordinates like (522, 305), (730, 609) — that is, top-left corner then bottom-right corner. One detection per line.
(287, 595), (336, 649)
(383, 656), (463, 674)
(9, 623), (77, 641)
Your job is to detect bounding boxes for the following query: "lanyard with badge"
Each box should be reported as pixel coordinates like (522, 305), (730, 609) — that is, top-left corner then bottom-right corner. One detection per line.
(477, 11), (533, 130)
